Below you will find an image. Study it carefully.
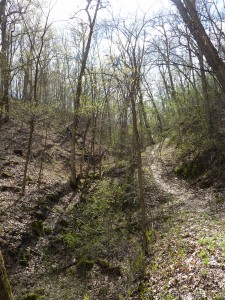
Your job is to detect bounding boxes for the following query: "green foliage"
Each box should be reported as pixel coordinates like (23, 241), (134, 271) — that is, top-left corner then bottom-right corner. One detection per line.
(21, 294), (39, 300)
(215, 194), (225, 204)
(21, 288), (45, 300)
(0, 251), (14, 300)
(63, 232), (81, 249)
(165, 294), (177, 300)
(43, 226), (52, 235)
(10, 100), (55, 125)
(19, 248), (30, 266)
(83, 294), (90, 300)
(62, 178), (128, 260)
(174, 161), (203, 180)
(76, 258), (95, 273)
(199, 237), (216, 252)
(32, 220), (43, 237)
(46, 193), (58, 202)
(1, 171), (13, 178)
(198, 249), (209, 265)
(156, 80), (222, 158)
(131, 243), (146, 278)
(201, 269), (208, 277)
(146, 229), (157, 245)
(214, 294), (225, 300)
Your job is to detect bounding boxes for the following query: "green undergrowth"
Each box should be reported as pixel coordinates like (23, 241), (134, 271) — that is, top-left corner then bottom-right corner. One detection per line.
(62, 178), (132, 258)
(19, 288), (45, 300)
(48, 170), (148, 297)
(142, 211), (225, 299)
(156, 84), (225, 187)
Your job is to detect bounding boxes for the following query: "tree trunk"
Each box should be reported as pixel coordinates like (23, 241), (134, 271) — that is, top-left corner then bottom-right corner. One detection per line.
(22, 118), (35, 195)
(144, 80), (163, 131)
(197, 50), (214, 137)
(171, 0), (225, 92)
(139, 89), (155, 146)
(0, 0), (10, 125)
(70, 0), (101, 188)
(130, 76), (148, 256)
(0, 251), (14, 300)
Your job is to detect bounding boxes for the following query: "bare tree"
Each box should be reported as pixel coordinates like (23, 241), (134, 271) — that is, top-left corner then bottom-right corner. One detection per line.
(20, 4), (52, 194)
(170, 0), (225, 92)
(70, 0), (102, 188)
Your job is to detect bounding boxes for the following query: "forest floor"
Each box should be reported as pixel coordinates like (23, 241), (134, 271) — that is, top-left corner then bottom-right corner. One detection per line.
(1, 121), (225, 299)
(141, 142), (225, 300)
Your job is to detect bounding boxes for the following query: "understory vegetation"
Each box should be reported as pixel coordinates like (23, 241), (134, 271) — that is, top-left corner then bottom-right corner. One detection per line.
(1, 0), (225, 299)
(162, 83), (225, 188)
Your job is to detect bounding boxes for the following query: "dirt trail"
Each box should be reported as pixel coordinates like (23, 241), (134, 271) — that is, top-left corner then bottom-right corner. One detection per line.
(146, 145), (215, 215)
(142, 145), (225, 300)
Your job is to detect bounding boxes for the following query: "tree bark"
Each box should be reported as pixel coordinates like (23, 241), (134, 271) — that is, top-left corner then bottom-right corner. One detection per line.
(21, 118), (35, 195)
(139, 89), (155, 145)
(0, 0), (10, 125)
(130, 75), (148, 256)
(0, 251), (14, 300)
(70, 0), (101, 187)
(170, 0), (225, 92)
(197, 50), (214, 137)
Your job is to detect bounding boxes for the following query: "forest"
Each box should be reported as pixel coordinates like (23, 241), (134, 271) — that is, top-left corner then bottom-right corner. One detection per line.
(1, 0), (225, 299)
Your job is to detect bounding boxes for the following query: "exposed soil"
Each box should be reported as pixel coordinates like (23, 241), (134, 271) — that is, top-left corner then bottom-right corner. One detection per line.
(141, 144), (225, 299)
(1, 121), (225, 300)
(0, 120), (151, 299)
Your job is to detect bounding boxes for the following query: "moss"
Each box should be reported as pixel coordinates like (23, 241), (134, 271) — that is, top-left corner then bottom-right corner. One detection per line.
(27, 175), (34, 182)
(21, 288), (45, 300)
(76, 258), (95, 273)
(39, 197), (46, 204)
(32, 220), (43, 237)
(96, 258), (109, 268)
(21, 293), (38, 300)
(63, 232), (80, 249)
(19, 249), (30, 267)
(216, 196), (224, 204)
(0, 251), (14, 300)
(1, 171), (13, 178)
(215, 193), (225, 204)
(96, 259), (122, 276)
(19, 255), (29, 267)
(43, 226), (52, 235)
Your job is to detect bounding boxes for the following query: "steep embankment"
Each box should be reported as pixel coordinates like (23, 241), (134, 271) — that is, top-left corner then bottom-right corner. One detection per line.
(141, 144), (225, 300)
(0, 120), (156, 299)
(2, 120), (225, 300)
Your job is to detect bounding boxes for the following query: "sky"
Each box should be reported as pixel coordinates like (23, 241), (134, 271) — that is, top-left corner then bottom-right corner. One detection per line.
(48, 0), (172, 24)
